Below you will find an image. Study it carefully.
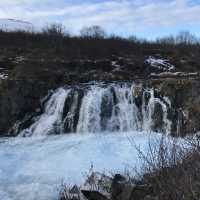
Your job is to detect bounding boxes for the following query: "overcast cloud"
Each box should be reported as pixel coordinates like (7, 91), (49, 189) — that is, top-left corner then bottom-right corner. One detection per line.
(0, 0), (200, 38)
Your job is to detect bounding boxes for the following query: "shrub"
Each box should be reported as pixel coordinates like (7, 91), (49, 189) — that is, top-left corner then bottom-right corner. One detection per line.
(133, 135), (200, 200)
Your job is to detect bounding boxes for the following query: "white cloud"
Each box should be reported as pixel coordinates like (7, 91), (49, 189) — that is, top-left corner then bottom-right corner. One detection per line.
(0, 0), (200, 36)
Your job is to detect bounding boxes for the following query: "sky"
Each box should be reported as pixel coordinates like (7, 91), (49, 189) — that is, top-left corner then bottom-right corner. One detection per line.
(0, 0), (200, 39)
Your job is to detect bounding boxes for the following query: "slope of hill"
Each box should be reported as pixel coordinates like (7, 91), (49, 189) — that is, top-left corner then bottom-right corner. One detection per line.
(0, 29), (200, 136)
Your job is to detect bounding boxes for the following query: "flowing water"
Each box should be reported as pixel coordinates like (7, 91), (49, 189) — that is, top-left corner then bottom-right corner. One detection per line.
(20, 82), (171, 136)
(0, 132), (164, 200)
(0, 82), (172, 200)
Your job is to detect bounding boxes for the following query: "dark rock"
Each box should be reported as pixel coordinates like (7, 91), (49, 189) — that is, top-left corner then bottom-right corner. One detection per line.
(149, 78), (200, 136)
(111, 174), (134, 200)
(70, 185), (80, 195)
(81, 190), (109, 200)
(62, 88), (84, 133)
(129, 184), (154, 200)
(151, 102), (164, 132)
(112, 174), (126, 183)
(132, 82), (143, 107)
(100, 90), (114, 131)
(0, 80), (56, 135)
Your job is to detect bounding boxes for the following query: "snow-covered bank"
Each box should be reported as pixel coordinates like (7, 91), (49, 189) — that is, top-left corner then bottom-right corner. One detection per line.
(0, 132), (163, 200)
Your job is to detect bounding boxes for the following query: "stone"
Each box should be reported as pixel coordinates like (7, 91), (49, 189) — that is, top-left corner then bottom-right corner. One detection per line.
(129, 184), (153, 200)
(81, 190), (109, 200)
(111, 174), (134, 200)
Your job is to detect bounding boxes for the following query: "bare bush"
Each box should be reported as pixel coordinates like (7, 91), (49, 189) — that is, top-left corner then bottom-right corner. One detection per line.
(132, 135), (200, 200)
(80, 25), (106, 39)
(58, 136), (200, 200)
(42, 23), (66, 37)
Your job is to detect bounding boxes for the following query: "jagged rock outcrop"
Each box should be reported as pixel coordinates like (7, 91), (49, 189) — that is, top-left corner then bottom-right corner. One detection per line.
(0, 80), (48, 135)
(148, 78), (200, 136)
(62, 88), (84, 133)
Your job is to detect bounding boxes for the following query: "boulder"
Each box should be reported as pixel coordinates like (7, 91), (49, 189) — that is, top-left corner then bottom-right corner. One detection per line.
(111, 174), (134, 200)
(129, 184), (154, 200)
(81, 190), (109, 200)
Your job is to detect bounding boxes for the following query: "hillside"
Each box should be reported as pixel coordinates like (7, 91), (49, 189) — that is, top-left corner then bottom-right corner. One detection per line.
(0, 30), (200, 136)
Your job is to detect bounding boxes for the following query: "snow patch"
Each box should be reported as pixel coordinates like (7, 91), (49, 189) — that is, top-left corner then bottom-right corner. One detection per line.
(111, 61), (122, 72)
(150, 72), (199, 78)
(146, 56), (175, 71)
(111, 61), (120, 67)
(0, 73), (8, 80)
(14, 56), (27, 64)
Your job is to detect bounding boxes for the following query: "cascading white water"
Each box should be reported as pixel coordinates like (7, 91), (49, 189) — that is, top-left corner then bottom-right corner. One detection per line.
(142, 89), (171, 134)
(20, 83), (172, 136)
(142, 89), (155, 132)
(154, 97), (172, 134)
(20, 88), (70, 136)
(76, 85), (106, 133)
(76, 84), (141, 133)
(0, 83), (177, 200)
(108, 84), (141, 132)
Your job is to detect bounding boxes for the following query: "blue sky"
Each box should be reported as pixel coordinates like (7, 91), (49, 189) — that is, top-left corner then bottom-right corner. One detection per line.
(0, 0), (200, 39)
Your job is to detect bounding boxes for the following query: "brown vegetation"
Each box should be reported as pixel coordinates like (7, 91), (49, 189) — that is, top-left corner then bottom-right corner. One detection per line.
(0, 24), (200, 60)
(133, 135), (200, 200)
(59, 135), (200, 200)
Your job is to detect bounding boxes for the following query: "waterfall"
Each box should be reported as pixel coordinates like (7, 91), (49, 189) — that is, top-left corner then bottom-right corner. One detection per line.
(20, 88), (70, 136)
(76, 84), (141, 133)
(19, 83), (172, 136)
(154, 97), (172, 135)
(142, 89), (171, 134)
(76, 85), (106, 133)
(142, 89), (155, 132)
